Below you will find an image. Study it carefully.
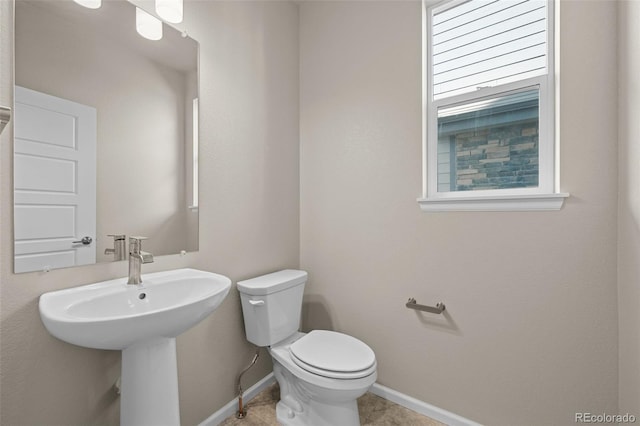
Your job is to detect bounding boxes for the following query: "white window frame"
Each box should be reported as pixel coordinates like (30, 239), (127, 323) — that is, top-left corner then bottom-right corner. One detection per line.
(418, 0), (568, 212)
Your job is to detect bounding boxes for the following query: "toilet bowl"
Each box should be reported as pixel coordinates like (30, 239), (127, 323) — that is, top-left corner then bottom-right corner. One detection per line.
(237, 270), (377, 426)
(270, 331), (377, 426)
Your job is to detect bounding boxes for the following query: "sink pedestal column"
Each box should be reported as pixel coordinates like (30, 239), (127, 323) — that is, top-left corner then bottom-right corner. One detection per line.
(120, 337), (180, 426)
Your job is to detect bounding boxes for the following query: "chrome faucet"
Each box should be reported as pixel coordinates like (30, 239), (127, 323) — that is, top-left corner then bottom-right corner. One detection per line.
(128, 236), (154, 285)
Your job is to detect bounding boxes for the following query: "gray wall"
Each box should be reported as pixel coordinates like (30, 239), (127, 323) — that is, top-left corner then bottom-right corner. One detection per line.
(299, 1), (619, 425)
(618, 0), (640, 416)
(0, 1), (299, 424)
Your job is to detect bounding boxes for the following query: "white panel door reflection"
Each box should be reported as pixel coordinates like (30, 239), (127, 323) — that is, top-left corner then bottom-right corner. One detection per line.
(14, 86), (96, 273)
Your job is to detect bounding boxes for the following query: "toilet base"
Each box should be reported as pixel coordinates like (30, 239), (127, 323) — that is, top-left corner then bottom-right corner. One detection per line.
(276, 395), (360, 426)
(270, 338), (375, 426)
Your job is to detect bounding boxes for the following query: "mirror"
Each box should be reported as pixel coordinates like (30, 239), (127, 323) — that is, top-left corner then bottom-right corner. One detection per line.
(13, 0), (199, 273)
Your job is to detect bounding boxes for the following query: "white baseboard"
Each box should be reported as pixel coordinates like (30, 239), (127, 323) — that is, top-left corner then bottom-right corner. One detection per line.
(199, 374), (480, 426)
(370, 383), (482, 426)
(198, 372), (276, 426)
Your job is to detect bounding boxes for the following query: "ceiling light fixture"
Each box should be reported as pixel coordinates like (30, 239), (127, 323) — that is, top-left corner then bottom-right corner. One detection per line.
(73, 0), (101, 9)
(155, 0), (183, 24)
(136, 7), (163, 41)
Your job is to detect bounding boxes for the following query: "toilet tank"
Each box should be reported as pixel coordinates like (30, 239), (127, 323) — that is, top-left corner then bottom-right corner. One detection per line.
(237, 269), (307, 347)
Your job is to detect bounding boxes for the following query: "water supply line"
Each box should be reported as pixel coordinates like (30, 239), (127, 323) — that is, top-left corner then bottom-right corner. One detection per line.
(236, 347), (261, 419)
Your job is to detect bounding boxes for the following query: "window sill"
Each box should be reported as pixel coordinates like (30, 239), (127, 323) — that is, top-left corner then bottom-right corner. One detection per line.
(417, 193), (569, 212)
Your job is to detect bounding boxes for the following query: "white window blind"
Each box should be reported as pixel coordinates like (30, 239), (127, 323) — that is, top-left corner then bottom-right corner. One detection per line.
(432, 0), (548, 100)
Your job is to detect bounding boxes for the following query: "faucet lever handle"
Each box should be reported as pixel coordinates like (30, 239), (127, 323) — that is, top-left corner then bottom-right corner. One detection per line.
(129, 236), (148, 254)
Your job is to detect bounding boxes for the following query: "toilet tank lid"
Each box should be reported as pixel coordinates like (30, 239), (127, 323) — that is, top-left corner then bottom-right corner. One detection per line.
(237, 269), (307, 296)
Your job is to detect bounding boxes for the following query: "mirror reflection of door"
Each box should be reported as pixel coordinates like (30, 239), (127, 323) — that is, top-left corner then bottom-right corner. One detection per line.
(14, 86), (97, 273)
(14, 0), (200, 273)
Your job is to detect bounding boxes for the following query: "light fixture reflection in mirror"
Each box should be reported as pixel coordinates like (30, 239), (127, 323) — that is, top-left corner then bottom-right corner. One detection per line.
(136, 7), (163, 41)
(14, 0), (199, 274)
(156, 0), (183, 24)
(73, 0), (101, 9)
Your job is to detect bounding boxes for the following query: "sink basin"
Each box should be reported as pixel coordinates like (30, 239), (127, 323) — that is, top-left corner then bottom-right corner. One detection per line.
(40, 268), (231, 350)
(39, 268), (231, 426)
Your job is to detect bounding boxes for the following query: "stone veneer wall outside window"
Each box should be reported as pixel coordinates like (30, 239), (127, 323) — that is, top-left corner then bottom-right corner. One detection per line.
(440, 119), (539, 191)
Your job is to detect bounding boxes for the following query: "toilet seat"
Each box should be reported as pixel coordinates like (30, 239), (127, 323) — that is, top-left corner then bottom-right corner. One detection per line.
(289, 330), (376, 379)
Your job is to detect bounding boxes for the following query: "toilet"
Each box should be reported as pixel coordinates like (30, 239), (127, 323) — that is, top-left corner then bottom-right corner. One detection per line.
(237, 269), (377, 426)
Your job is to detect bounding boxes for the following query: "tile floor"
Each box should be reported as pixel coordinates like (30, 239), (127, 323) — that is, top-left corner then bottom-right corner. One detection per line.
(219, 383), (445, 426)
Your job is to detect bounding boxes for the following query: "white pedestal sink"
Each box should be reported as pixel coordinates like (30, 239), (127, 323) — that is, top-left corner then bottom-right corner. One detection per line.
(39, 268), (231, 426)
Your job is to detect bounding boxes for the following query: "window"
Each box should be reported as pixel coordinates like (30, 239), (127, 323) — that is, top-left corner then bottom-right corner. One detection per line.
(419, 0), (568, 211)
(191, 97), (199, 209)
